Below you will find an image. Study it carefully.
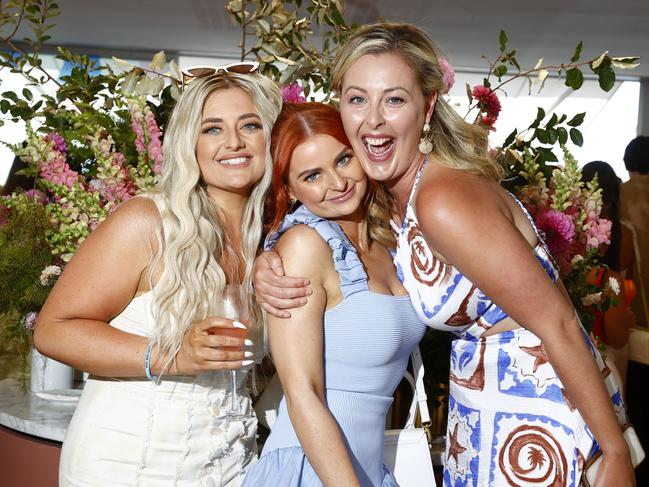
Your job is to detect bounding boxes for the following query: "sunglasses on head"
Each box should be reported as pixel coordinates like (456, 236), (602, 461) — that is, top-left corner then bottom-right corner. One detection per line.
(181, 62), (259, 84)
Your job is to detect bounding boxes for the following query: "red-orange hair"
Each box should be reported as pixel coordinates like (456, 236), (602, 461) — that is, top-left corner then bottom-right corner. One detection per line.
(267, 102), (352, 232)
(266, 102), (396, 250)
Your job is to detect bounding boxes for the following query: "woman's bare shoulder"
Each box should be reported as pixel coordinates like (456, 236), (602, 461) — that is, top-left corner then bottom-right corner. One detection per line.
(415, 165), (505, 232)
(275, 224), (333, 275)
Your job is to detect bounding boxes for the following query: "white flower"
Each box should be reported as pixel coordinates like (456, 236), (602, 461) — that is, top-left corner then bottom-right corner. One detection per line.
(607, 276), (621, 295)
(570, 255), (584, 267)
(39, 265), (62, 286)
(581, 292), (602, 306)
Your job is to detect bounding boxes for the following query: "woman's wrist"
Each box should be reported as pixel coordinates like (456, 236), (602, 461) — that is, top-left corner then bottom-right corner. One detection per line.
(599, 435), (629, 456)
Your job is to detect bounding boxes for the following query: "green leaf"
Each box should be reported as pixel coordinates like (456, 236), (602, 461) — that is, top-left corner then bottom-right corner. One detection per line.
(547, 128), (558, 144)
(536, 128), (549, 144)
(2, 91), (19, 102)
(330, 8), (345, 25)
(546, 113), (558, 129)
(557, 126), (568, 145)
(530, 107), (545, 129)
(503, 128), (518, 148)
(499, 30), (508, 52)
(537, 147), (559, 163)
(570, 41), (583, 63)
(494, 64), (507, 79)
(565, 67), (584, 90)
(596, 64), (616, 91)
(567, 112), (586, 126)
(22, 88), (33, 101)
(570, 128), (584, 146)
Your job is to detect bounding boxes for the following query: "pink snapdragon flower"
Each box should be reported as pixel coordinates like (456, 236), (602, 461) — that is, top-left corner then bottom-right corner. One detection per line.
(145, 109), (164, 174)
(40, 153), (80, 189)
(438, 58), (455, 93)
(585, 217), (612, 251)
(130, 107), (147, 153)
(130, 100), (164, 174)
(281, 83), (306, 104)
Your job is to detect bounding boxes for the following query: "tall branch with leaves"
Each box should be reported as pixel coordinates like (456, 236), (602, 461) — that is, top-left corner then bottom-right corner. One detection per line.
(225, 0), (353, 99)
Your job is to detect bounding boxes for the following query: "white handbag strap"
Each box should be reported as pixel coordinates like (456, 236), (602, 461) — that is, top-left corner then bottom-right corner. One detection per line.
(404, 345), (431, 428)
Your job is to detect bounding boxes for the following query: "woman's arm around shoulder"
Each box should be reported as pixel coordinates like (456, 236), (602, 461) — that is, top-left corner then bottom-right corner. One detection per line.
(268, 224), (360, 487)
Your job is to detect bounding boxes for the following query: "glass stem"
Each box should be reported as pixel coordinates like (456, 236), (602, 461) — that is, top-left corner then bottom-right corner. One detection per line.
(230, 370), (237, 412)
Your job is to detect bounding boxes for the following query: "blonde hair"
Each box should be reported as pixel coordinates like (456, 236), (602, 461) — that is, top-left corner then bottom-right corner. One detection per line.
(332, 22), (503, 181)
(150, 72), (282, 365)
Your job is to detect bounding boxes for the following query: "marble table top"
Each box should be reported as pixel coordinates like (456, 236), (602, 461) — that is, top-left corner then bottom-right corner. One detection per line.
(0, 379), (77, 442)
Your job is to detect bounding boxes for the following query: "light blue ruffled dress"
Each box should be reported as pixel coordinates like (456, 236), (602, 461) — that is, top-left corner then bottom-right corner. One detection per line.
(243, 205), (427, 487)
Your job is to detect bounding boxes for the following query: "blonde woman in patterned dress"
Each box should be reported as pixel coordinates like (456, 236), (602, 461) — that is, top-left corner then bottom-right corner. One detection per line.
(34, 70), (282, 486)
(254, 23), (634, 487)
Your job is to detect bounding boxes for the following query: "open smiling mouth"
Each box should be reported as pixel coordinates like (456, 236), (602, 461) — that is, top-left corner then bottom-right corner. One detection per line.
(218, 156), (251, 167)
(363, 136), (394, 161)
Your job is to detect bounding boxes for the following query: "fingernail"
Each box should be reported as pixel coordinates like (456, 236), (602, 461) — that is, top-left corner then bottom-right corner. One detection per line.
(306, 288), (313, 296)
(232, 320), (247, 329)
(299, 299), (307, 305)
(244, 339), (254, 347)
(244, 351), (254, 358)
(304, 279), (311, 286)
(242, 360), (254, 366)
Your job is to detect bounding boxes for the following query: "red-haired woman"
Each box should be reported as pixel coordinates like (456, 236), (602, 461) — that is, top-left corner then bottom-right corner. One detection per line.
(243, 103), (426, 486)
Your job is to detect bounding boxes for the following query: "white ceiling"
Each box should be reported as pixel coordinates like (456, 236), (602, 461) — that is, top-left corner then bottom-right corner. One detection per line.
(24, 1), (649, 78)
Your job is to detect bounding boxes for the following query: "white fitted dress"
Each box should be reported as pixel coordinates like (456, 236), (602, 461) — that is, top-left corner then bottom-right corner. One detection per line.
(59, 197), (257, 487)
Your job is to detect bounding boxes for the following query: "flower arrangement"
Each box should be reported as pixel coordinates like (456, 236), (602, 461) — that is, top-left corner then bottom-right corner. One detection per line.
(511, 146), (619, 331)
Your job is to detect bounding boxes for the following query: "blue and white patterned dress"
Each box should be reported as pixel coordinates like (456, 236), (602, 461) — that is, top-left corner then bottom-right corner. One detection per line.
(243, 206), (427, 487)
(392, 164), (627, 487)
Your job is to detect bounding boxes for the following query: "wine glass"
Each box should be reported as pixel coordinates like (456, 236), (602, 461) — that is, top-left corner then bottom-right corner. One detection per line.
(216, 284), (253, 422)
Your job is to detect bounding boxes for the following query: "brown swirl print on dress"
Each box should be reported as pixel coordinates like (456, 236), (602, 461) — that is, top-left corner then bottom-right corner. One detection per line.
(445, 285), (477, 326)
(405, 218), (450, 286)
(449, 340), (486, 391)
(498, 425), (567, 486)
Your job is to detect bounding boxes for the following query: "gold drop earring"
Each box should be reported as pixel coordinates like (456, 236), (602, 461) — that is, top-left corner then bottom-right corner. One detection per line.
(418, 122), (433, 155)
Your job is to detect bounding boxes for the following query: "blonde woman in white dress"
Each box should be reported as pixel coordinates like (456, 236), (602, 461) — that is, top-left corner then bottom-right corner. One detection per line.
(34, 69), (282, 486)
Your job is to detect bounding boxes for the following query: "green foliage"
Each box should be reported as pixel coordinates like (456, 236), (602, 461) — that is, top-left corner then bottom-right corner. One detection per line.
(225, 0), (355, 100)
(0, 194), (54, 358)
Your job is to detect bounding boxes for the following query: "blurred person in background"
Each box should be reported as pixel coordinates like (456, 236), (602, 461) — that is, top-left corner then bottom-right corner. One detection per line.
(619, 135), (649, 486)
(620, 136), (649, 327)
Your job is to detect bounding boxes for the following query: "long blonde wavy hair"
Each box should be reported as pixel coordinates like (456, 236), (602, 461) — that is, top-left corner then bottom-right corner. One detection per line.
(331, 22), (503, 181)
(149, 72), (282, 365)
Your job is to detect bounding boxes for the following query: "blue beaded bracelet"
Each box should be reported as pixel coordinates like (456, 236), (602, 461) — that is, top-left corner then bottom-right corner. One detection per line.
(144, 338), (158, 382)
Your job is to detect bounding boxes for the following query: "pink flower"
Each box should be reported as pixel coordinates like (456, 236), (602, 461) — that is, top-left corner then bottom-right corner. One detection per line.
(131, 110), (147, 153)
(145, 110), (164, 174)
(585, 218), (612, 251)
(438, 58), (455, 93)
(40, 153), (80, 189)
(44, 133), (67, 156)
(23, 312), (38, 331)
(535, 209), (575, 255)
(25, 189), (48, 204)
(281, 83), (306, 104)
(472, 85), (501, 127)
